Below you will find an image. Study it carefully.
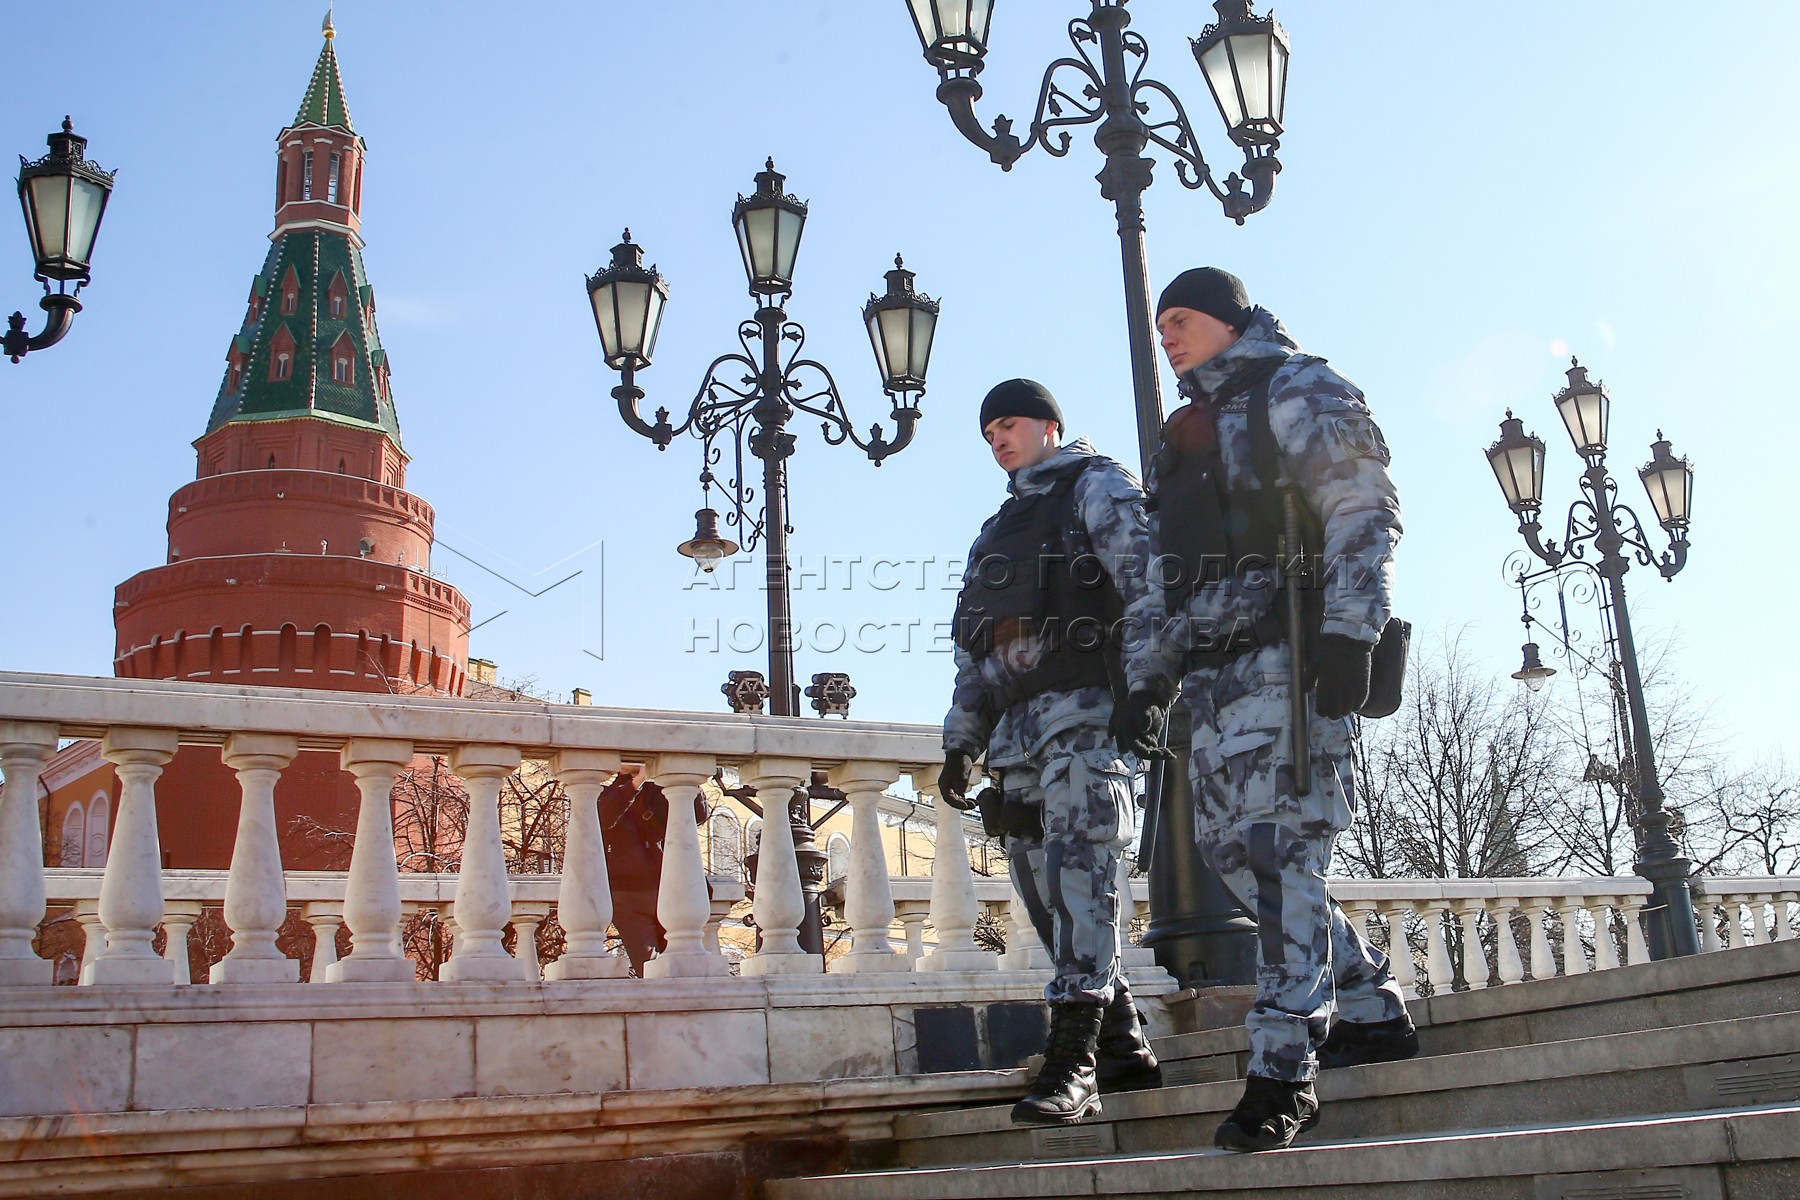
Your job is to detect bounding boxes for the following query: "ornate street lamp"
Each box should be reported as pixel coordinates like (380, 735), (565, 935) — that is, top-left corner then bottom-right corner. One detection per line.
(905, 0), (1288, 990)
(6, 118), (116, 364)
(1485, 357), (1700, 958)
(587, 160), (939, 716)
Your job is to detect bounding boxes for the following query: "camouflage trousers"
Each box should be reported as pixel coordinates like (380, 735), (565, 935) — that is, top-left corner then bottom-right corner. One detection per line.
(1003, 724), (1138, 1005)
(1187, 649), (1408, 1082)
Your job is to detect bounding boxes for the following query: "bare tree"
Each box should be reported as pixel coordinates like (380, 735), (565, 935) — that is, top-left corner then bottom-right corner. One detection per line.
(1341, 630), (1568, 881)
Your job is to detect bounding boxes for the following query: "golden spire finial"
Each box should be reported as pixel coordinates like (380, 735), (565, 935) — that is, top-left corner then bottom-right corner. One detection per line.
(322, 6), (335, 39)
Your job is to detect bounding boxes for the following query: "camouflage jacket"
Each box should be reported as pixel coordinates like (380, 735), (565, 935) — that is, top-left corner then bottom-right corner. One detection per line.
(1129, 307), (1402, 695)
(942, 438), (1159, 769)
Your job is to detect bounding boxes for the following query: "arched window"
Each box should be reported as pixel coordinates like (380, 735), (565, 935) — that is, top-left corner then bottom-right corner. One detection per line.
(85, 793), (110, 867)
(60, 803), (85, 867)
(301, 151), (314, 201)
(332, 355), (351, 383)
(228, 365), (242, 392)
(327, 153), (342, 203)
(708, 809), (743, 880)
(745, 816), (763, 861)
(329, 293), (344, 318)
(827, 832), (852, 887)
(274, 352), (291, 380)
(281, 291), (297, 315)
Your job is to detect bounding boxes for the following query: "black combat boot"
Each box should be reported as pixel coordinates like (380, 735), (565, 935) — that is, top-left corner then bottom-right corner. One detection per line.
(1095, 983), (1164, 1094)
(1213, 1074), (1320, 1152)
(1316, 1013), (1420, 1070)
(1011, 1002), (1105, 1126)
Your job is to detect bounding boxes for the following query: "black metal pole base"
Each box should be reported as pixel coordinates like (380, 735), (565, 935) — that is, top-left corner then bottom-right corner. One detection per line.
(1142, 709), (1257, 987)
(1635, 859), (1701, 959)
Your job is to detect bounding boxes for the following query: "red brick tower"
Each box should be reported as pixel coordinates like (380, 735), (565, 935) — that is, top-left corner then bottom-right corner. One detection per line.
(113, 20), (470, 698)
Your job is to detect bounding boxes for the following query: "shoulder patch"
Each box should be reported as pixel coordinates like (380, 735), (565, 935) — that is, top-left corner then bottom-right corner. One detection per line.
(1326, 413), (1391, 464)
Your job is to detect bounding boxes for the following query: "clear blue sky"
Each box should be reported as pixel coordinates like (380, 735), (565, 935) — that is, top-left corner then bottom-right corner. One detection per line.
(2, 3), (1795, 764)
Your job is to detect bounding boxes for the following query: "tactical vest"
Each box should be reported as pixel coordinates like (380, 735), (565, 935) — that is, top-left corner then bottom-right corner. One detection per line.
(952, 460), (1123, 707)
(1149, 358), (1325, 647)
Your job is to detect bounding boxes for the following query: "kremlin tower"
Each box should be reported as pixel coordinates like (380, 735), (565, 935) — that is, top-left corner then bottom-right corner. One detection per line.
(112, 19), (470, 698)
(38, 22), (474, 877)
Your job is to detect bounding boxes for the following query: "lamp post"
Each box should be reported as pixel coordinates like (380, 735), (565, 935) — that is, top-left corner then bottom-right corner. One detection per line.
(586, 159), (939, 716)
(905, 0), (1287, 987)
(1485, 358), (1699, 958)
(6, 118), (116, 364)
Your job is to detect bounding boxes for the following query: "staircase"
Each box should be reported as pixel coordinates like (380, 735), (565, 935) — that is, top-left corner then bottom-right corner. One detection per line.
(768, 937), (1800, 1199)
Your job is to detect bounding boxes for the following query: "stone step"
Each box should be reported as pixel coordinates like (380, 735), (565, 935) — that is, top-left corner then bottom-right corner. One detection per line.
(768, 1103), (1800, 1199)
(888, 1006), (1800, 1167)
(1149, 936), (1800, 1087)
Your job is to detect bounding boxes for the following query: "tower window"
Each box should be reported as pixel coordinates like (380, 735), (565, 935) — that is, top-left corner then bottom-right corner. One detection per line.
(328, 154), (341, 203)
(333, 356), (351, 383)
(228, 365), (242, 391)
(329, 294), (344, 318)
(274, 352), (292, 381)
(302, 152), (314, 201)
(277, 161), (289, 204)
(282, 291), (297, 315)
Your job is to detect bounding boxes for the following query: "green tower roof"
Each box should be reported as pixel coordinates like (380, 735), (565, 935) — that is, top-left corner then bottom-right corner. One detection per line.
(294, 18), (355, 132)
(205, 22), (399, 445)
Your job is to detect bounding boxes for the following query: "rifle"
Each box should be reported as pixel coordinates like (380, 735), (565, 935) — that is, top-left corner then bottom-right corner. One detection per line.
(1280, 485), (1311, 797)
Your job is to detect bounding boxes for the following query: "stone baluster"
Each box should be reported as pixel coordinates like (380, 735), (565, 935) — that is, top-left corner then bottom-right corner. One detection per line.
(1697, 900), (1724, 953)
(916, 786), (996, 972)
(1001, 886), (1052, 970)
(645, 753), (729, 977)
(441, 744), (524, 982)
(90, 728), (181, 984)
(1423, 903), (1455, 994)
(0, 723), (58, 985)
(744, 757), (818, 975)
(1494, 901), (1525, 986)
(1560, 902), (1589, 976)
(511, 901), (551, 981)
(210, 734), (300, 983)
(706, 890), (736, 955)
(303, 902), (344, 982)
(1748, 895), (1773, 946)
(1724, 899), (1747, 949)
(161, 901), (205, 984)
(1783, 893), (1799, 940)
(1526, 899), (1556, 980)
(1620, 898), (1652, 962)
(328, 739), (415, 982)
(1376, 904), (1419, 999)
(544, 751), (627, 980)
(829, 760), (909, 974)
(1456, 899), (1488, 990)
(896, 901), (930, 962)
(1591, 898), (1621, 971)
(73, 900), (104, 984)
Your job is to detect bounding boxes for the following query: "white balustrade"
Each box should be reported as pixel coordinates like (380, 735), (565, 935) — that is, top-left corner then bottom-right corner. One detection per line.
(0, 723), (58, 985)
(543, 750), (626, 980)
(830, 760), (908, 973)
(90, 727), (180, 984)
(645, 753), (729, 978)
(915, 787), (996, 972)
(211, 733), (300, 983)
(2, 671), (1793, 997)
(743, 757), (818, 976)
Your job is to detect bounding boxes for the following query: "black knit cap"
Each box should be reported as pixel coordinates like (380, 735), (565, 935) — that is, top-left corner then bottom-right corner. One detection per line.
(979, 378), (1064, 432)
(1156, 266), (1252, 330)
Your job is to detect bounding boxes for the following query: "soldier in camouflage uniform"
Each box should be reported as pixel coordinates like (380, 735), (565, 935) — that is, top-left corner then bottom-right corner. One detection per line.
(940, 379), (1169, 1127)
(1126, 268), (1417, 1153)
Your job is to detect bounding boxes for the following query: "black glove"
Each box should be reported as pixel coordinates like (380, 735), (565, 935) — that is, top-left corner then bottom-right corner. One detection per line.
(937, 749), (977, 810)
(1111, 690), (1174, 760)
(1312, 634), (1374, 720)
